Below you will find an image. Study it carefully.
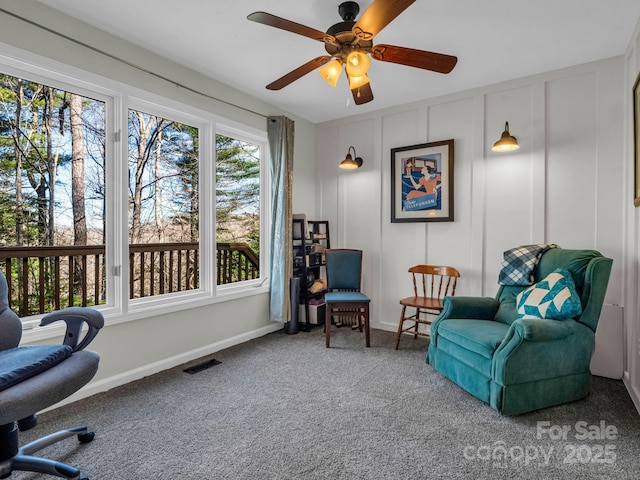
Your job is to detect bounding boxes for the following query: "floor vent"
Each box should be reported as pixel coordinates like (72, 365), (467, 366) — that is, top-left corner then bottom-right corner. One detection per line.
(183, 359), (221, 374)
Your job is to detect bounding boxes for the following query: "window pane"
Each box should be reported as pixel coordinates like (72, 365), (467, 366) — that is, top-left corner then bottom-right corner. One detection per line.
(127, 109), (199, 298)
(215, 135), (260, 285)
(0, 73), (106, 316)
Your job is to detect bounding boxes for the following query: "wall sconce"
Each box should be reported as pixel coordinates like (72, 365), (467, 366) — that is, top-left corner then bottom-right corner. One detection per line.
(339, 146), (363, 169)
(492, 122), (520, 152)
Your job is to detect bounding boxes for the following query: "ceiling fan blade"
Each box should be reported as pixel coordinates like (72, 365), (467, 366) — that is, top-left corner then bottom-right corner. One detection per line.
(247, 12), (336, 44)
(266, 56), (331, 90)
(353, 0), (415, 40)
(371, 44), (458, 74)
(351, 82), (374, 105)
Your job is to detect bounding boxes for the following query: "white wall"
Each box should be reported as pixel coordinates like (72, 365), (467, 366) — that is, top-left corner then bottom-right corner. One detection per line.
(0, 1), (317, 397)
(624, 17), (640, 413)
(316, 56), (628, 392)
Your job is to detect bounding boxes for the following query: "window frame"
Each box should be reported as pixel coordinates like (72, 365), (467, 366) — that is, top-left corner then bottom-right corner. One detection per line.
(0, 47), (122, 331)
(123, 96), (213, 313)
(0, 45), (270, 341)
(214, 122), (270, 295)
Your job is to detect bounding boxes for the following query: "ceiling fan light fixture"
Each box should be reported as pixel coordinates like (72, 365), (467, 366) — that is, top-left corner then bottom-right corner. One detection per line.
(248, 1), (458, 107)
(319, 59), (343, 87)
(492, 122), (520, 152)
(345, 50), (370, 78)
(340, 146), (364, 169)
(348, 73), (370, 90)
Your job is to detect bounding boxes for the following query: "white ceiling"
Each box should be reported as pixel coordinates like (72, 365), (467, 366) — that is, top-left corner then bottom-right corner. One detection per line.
(38, 0), (640, 124)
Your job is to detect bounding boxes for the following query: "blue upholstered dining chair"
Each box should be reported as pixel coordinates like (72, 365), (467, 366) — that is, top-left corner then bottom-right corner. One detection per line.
(0, 270), (104, 479)
(324, 249), (371, 348)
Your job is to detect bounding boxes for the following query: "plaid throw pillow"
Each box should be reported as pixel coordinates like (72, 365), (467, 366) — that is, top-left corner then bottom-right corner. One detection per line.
(498, 244), (558, 286)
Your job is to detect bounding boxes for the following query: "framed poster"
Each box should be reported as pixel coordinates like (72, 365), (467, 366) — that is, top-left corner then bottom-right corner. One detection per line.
(634, 71), (640, 207)
(391, 139), (454, 222)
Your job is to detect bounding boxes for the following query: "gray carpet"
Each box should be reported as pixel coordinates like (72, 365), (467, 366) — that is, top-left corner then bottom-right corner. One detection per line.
(13, 327), (640, 479)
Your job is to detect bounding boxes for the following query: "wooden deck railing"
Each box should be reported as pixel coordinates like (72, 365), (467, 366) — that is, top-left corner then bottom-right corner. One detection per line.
(0, 242), (259, 317)
(216, 242), (260, 285)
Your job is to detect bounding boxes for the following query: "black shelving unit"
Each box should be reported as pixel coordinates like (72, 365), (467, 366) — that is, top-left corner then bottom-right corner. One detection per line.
(292, 219), (330, 331)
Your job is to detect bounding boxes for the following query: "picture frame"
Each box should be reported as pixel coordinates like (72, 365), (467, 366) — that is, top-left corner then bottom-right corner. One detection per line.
(633, 71), (640, 207)
(391, 139), (454, 222)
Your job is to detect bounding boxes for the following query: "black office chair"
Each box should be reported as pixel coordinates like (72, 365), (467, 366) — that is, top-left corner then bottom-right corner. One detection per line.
(0, 270), (104, 479)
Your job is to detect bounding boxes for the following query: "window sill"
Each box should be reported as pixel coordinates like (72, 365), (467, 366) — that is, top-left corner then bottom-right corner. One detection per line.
(20, 284), (270, 345)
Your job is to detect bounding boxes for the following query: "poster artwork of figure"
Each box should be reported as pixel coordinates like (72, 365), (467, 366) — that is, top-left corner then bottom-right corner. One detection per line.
(401, 154), (442, 212)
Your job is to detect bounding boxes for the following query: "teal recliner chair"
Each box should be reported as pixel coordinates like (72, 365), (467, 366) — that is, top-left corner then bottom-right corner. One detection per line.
(427, 248), (613, 415)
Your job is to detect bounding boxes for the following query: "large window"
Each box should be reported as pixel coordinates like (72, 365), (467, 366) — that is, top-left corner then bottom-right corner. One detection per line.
(127, 108), (200, 298)
(0, 58), (268, 321)
(215, 134), (261, 286)
(0, 73), (106, 316)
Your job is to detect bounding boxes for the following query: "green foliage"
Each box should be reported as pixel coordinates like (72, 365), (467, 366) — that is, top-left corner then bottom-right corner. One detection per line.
(127, 111), (202, 243)
(0, 74), (105, 247)
(215, 134), (260, 257)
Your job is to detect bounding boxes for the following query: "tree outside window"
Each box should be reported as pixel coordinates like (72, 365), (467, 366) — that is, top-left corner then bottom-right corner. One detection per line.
(0, 73), (105, 315)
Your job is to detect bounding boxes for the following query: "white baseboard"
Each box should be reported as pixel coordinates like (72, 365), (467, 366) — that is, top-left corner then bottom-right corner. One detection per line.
(42, 322), (283, 413)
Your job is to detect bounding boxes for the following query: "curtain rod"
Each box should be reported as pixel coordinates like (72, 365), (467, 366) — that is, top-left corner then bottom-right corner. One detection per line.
(0, 8), (269, 120)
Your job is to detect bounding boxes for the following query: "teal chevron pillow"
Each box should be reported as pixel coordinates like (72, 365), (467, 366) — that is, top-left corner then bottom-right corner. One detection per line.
(516, 268), (582, 320)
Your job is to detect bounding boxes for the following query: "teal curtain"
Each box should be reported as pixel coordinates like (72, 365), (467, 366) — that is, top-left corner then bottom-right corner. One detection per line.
(267, 116), (294, 323)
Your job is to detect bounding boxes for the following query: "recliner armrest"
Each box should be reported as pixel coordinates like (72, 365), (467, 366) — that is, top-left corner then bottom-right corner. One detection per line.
(430, 297), (501, 348)
(510, 317), (576, 341)
(40, 307), (104, 352)
(439, 296), (500, 320)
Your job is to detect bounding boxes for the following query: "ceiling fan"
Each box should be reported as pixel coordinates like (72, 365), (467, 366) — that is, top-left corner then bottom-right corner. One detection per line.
(247, 0), (458, 106)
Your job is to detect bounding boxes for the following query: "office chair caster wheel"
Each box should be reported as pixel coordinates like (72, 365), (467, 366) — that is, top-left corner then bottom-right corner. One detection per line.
(78, 430), (95, 443)
(79, 474), (89, 480)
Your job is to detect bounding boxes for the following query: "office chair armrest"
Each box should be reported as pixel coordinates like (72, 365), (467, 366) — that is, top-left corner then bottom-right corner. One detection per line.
(40, 307), (105, 352)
